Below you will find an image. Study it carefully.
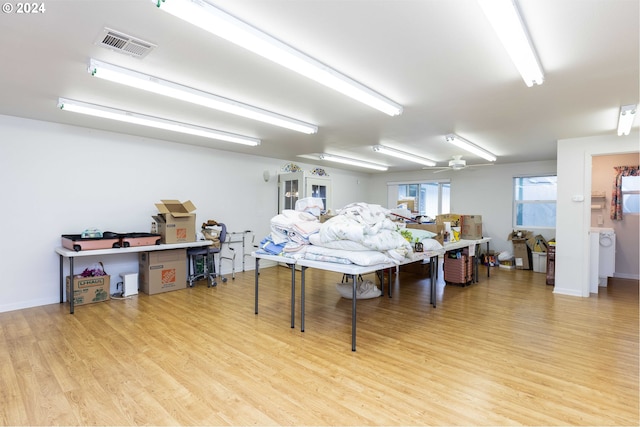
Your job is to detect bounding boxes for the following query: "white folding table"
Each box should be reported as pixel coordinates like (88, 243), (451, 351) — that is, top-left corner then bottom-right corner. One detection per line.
(251, 252), (298, 328)
(297, 250), (443, 351)
(56, 240), (212, 314)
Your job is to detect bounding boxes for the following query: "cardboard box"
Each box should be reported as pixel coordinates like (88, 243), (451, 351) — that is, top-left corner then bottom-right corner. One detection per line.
(460, 215), (482, 240)
(139, 249), (187, 295)
(66, 275), (110, 306)
(508, 230), (534, 246)
(531, 235), (549, 252)
(532, 252), (547, 273)
(397, 199), (415, 212)
(406, 223), (444, 245)
(399, 260), (431, 276)
(153, 200), (196, 244)
(512, 238), (531, 270)
(436, 213), (461, 227)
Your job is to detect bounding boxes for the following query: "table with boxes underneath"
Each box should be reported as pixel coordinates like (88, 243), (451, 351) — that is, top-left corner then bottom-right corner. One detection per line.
(404, 215), (491, 286)
(56, 240), (212, 314)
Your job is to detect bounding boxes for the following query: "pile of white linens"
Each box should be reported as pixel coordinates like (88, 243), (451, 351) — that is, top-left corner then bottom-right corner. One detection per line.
(258, 202), (418, 266)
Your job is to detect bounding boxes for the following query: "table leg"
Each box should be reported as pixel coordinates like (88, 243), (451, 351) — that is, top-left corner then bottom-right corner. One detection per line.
(430, 255), (437, 308)
(387, 267), (392, 298)
(59, 255), (64, 304)
(486, 241), (491, 277)
(351, 273), (357, 351)
(474, 243), (480, 283)
(69, 256), (75, 314)
(254, 257), (259, 314)
(242, 234), (246, 272)
(290, 263), (295, 329)
(301, 266), (307, 332)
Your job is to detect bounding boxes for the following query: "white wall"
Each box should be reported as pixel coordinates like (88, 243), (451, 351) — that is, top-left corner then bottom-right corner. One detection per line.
(555, 132), (639, 297)
(0, 114), (371, 313)
(3, 112), (635, 312)
(366, 160), (558, 254)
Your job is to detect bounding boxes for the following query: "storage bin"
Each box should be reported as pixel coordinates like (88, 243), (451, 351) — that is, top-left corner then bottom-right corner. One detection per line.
(532, 252), (547, 273)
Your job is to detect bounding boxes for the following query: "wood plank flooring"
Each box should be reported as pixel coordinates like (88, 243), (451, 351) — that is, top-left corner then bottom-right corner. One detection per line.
(1, 264), (638, 426)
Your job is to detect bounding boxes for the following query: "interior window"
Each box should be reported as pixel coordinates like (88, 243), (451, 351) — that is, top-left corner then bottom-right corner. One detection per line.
(513, 175), (557, 228)
(621, 176), (640, 214)
(396, 181), (450, 217)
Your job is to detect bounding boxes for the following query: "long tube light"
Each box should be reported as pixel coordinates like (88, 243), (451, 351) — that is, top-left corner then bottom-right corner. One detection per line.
(57, 98), (261, 146)
(319, 153), (388, 171)
(372, 145), (436, 167)
(152, 0), (403, 116)
(445, 134), (497, 162)
(88, 59), (317, 134)
(478, 0), (544, 87)
(617, 104), (637, 136)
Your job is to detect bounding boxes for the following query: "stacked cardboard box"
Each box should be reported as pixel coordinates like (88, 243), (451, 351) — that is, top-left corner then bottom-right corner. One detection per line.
(66, 275), (110, 306)
(399, 260), (431, 276)
(435, 213), (461, 227)
(460, 215), (482, 239)
(406, 222), (444, 245)
(139, 249), (187, 295)
(511, 238), (531, 270)
(153, 200), (197, 244)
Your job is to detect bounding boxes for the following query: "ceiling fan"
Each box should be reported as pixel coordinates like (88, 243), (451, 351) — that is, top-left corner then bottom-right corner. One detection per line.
(424, 155), (494, 173)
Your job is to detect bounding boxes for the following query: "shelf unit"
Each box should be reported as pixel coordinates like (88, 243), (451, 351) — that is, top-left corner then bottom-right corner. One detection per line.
(278, 171), (332, 214)
(591, 191), (606, 210)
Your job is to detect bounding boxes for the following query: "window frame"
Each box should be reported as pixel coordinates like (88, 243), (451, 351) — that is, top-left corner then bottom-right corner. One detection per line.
(513, 174), (557, 229)
(621, 175), (640, 215)
(388, 179), (450, 217)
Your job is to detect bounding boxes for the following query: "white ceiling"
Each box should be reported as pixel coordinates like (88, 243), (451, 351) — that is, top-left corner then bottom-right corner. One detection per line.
(0, 0), (638, 172)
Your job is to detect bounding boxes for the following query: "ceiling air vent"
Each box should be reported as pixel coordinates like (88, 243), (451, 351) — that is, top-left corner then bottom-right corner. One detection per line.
(95, 28), (156, 58)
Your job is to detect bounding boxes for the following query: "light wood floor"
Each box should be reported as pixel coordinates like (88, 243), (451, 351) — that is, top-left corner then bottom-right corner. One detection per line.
(1, 264), (638, 426)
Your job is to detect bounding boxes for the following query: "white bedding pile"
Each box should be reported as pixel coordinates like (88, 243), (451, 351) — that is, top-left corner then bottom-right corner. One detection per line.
(308, 202), (413, 265)
(260, 202), (441, 267)
(270, 210), (322, 253)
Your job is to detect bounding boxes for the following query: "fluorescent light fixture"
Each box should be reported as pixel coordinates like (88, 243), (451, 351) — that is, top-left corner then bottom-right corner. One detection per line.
(152, 0), (403, 116)
(88, 59), (317, 134)
(57, 98), (260, 146)
(372, 145), (436, 167)
(478, 0), (544, 87)
(445, 134), (497, 162)
(617, 104), (637, 136)
(319, 153), (388, 171)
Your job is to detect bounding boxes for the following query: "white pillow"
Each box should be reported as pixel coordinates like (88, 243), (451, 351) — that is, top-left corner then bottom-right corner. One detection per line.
(421, 239), (443, 251)
(406, 228), (437, 241)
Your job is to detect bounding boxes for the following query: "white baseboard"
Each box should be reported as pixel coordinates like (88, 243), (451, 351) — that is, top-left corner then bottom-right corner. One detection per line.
(552, 287), (585, 297)
(614, 272), (640, 280)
